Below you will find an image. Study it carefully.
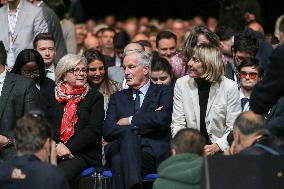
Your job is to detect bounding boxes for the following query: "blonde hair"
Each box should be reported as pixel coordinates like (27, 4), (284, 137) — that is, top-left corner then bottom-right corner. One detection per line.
(192, 44), (224, 83)
(55, 54), (87, 83)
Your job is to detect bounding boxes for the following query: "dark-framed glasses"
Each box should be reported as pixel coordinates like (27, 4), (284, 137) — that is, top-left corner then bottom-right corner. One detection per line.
(67, 67), (88, 75)
(21, 70), (40, 78)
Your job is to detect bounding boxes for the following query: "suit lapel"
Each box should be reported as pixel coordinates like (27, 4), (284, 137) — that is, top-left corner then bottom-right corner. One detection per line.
(123, 88), (135, 115)
(0, 6), (9, 48)
(188, 78), (200, 127)
(206, 82), (220, 116)
(13, 1), (27, 41)
(0, 73), (15, 119)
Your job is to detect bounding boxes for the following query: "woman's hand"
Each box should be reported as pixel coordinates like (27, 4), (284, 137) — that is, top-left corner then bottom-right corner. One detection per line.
(56, 142), (74, 160)
(204, 143), (221, 155)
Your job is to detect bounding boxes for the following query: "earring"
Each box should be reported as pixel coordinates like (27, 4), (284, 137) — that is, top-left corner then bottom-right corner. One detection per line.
(64, 78), (67, 82)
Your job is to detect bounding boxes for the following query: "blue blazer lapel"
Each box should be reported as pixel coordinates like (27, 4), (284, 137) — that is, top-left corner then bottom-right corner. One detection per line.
(0, 6), (9, 49)
(0, 73), (15, 119)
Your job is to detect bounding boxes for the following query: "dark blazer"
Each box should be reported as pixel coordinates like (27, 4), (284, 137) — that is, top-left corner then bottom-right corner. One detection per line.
(38, 77), (55, 114)
(266, 97), (284, 137)
(0, 154), (70, 189)
(103, 83), (174, 164)
(0, 73), (39, 160)
(46, 88), (104, 166)
(250, 44), (284, 114)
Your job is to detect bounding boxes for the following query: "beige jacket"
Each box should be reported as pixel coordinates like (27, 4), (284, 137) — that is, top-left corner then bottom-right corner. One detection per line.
(171, 75), (241, 150)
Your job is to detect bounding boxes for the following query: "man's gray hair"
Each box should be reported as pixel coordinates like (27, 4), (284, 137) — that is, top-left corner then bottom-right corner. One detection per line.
(123, 49), (151, 70)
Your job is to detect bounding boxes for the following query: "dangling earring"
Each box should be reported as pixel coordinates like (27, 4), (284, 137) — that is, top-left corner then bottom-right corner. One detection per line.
(64, 78), (67, 82)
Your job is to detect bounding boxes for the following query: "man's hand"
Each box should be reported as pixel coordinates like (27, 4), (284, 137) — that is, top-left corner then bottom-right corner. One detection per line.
(56, 142), (74, 160)
(0, 135), (9, 149)
(204, 143), (221, 156)
(117, 117), (129, 126)
(224, 141), (237, 156)
(50, 140), (58, 165)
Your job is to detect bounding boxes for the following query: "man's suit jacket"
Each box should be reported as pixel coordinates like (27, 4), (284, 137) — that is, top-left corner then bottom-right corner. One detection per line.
(40, 2), (67, 63)
(266, 96), (284, 137)
(171, 75), (241, 150)
(0, 73), (39, 160)
(103, 83), (174, 164)
(250, 44), (284, 114)
(0, 0), (48, 61)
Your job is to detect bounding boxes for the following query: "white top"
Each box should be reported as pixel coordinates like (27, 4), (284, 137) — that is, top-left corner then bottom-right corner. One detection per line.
(0, 70), (7, 96)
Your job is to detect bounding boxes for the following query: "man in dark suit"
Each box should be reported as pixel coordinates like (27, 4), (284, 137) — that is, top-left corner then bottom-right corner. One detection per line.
(0, 112), (70, 189)
(103, 49), (174, 189)
(0, 41), (39, 161)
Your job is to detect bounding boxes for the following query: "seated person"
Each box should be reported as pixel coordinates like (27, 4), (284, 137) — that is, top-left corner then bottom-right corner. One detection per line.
(225, 111), (284, 155)
(151, 57), (176, 86)
(103, 49), (174, 189)
(238, 58), (263, 112)
(45, 54), (104, 187)
(0, 112), (70, 189)
(153, 128), (205, 189)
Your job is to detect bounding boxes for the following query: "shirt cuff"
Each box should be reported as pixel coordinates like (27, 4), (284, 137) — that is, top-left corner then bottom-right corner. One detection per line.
(129, 116), (133, 124)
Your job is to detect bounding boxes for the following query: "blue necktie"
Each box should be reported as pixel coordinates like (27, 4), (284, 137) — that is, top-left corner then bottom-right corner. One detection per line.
(134, 90), (141, 113)
(241, 97), (249, 111)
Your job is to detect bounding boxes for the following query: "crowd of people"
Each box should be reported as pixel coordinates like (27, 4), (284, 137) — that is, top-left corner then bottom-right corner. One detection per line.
(0, 0), (284, 189)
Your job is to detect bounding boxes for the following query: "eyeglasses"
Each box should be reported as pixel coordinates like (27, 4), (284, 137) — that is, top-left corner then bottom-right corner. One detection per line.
(21, 70), (40, 78)
(67, 68), (88, 75)
(240, 71), (258, 80)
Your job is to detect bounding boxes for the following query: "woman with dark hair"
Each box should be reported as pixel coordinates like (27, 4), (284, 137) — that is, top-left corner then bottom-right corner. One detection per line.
(151, 57), (176, 86)
(11, 49), (55, 113)
(183, 25), (220, 61)
(83, 49), (122, 112)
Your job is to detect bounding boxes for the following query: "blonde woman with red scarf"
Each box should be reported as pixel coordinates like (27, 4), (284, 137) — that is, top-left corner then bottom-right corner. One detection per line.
(45, 54), (104, 188)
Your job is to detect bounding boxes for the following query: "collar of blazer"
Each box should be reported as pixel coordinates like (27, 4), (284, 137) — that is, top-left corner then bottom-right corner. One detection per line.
(187, 76), (221, 117)
(0, 73), (16, 119)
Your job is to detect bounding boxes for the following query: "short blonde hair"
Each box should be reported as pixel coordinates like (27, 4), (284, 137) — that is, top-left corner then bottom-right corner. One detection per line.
(192, 44), (224, 83)
(55, 54), (87, 83)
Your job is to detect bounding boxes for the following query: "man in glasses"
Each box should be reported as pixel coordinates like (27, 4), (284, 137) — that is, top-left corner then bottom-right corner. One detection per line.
(225, 32), (259, 85)
(238, 57), (263, 112)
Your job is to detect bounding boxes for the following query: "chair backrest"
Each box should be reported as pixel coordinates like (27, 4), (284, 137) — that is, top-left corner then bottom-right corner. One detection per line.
(201, 155), (284, 189)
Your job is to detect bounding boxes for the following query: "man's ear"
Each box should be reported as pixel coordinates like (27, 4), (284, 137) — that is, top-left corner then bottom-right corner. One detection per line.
(143, 65), (150, 76)
(233, 130), (241, 145)
(171, 148), (177, 156)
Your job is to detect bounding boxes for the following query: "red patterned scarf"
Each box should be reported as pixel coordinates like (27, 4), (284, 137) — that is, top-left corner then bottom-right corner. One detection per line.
(55, 82), (89, 143)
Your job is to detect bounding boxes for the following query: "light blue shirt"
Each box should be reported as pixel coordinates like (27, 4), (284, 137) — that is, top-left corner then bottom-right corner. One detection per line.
(129, 79), (151, 124)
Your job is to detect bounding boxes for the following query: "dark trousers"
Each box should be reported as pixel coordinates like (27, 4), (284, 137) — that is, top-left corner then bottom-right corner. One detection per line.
(106, 128), (156, 189)
(58, 156), (89, 189)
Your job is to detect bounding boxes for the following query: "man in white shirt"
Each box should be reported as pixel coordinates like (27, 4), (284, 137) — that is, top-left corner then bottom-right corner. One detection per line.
(0, 0), (48, 70)
(239, 57), (263, 112)
(33, 33), (56, 81)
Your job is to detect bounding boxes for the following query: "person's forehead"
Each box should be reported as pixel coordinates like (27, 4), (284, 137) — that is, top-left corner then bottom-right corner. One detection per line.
(235, 51), (254, 58)
(123, 54), (140, 65)
(158, 38), (176, 46)
(37, 40), (55, 47)
(240, 66), (258, 72)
